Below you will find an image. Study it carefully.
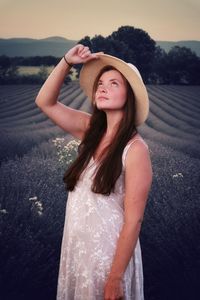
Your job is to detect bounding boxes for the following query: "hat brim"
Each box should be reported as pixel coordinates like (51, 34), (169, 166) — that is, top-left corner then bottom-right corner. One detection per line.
(79, 54), (149, 126)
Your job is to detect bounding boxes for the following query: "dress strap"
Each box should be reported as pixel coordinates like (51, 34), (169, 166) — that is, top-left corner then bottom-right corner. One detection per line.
(122, 136), (148, 169)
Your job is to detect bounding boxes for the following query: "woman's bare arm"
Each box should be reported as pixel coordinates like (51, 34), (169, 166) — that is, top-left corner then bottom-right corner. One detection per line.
(35, 44), (101, 140)
(104, 140), (153, 298)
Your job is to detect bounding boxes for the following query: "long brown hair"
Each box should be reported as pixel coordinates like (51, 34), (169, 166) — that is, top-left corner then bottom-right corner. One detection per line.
(63, 66), (138, 195)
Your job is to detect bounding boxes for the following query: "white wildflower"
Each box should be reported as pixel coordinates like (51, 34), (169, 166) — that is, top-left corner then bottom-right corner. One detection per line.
(52, 137), (81, 167)
(29, 196), (44, 216)
(29, 196), (38, 201)
(0, 209), (8, 214)
(172, 173), (183, 178)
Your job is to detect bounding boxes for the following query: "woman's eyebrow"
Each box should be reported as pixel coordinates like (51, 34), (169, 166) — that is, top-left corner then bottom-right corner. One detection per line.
(98, 78), (122, 83)
(110, 78), (120, 82)
(109, 78), (124, 84)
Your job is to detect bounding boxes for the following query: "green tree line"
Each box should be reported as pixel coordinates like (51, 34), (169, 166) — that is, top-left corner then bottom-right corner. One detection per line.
(0, 26), (200, 85)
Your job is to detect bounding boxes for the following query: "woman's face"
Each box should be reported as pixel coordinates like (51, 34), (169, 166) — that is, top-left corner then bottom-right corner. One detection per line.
(94, 69), (128, 111)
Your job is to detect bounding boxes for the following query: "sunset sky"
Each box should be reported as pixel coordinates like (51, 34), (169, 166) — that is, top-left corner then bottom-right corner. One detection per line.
(0, 0), (199, 41)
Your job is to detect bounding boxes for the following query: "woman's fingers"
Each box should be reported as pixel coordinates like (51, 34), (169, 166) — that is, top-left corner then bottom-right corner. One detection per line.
(82, 51), (105, 63)
(80, 49), (91, 58)
(65, 44), (105, 65)
(76, 44), (85, 53)
(78, 45), (89, 56)
(78, 46), (104, 59)
(83, 53), (99, 62)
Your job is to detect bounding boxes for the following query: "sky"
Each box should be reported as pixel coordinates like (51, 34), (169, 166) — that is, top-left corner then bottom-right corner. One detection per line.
(0, 0), (199, 41)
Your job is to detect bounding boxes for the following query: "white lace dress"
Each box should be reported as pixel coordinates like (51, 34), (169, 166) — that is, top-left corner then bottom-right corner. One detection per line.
(57, 135), (148, 300)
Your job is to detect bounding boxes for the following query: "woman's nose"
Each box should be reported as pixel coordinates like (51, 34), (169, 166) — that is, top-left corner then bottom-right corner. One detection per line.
(98, 84), (108, 92)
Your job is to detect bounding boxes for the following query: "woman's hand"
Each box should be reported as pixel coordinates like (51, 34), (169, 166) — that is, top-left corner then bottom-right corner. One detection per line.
(64, 44), (103, 66)
(104, 276), (124, 300)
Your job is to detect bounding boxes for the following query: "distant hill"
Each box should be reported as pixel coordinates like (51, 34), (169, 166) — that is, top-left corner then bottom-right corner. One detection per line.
(0, 36), (77, 57)
(0, 36), (200, 57)
(157, 40), (200, 56)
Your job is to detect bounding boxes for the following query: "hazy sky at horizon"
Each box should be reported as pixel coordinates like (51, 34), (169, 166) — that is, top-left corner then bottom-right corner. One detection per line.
(0, 0), (199, 41)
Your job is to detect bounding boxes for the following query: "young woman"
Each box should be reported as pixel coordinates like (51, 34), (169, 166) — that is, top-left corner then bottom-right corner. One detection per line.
(35, 44), (153, 300)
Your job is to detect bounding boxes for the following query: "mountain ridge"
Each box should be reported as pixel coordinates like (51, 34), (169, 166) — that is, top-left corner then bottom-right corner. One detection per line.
(0, 36), (199, 57)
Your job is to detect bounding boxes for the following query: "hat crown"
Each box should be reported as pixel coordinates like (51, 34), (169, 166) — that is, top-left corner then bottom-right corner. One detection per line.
(127, 63), (143, 81)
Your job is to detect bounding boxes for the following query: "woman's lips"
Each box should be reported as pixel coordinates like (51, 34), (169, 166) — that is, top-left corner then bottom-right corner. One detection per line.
(97, 96), (109, 100)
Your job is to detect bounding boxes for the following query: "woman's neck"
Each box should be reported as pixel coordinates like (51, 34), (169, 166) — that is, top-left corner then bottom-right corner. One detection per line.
(104, 110), (124, 137)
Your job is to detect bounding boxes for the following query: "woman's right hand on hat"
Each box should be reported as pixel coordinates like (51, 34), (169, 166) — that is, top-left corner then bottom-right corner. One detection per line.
(64, 44), (103, 65)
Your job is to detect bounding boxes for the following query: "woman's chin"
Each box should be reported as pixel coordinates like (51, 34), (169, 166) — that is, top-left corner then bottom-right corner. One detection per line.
(97, 105), (113, 111)
(96, 102), (115, 110)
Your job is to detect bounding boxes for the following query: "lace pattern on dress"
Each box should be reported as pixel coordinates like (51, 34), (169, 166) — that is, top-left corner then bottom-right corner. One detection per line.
(56, 134), (147, 300)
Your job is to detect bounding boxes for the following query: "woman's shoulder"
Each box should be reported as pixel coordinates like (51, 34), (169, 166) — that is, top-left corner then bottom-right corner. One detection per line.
(122, 133), (149, 168)
(126, 133), (148, 149)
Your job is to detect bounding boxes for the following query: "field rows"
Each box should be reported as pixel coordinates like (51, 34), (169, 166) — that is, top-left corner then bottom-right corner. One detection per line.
(0, 82), (200, 300)
(1, 81), (199, 162)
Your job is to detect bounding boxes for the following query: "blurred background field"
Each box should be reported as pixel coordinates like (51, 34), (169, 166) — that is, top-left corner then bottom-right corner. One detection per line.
(0, 82), (200, 300)
(17, 65), (78, 80)
(18, 65), (54, 75)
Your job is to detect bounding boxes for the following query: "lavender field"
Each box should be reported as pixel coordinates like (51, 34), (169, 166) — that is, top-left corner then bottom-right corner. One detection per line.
(0, 81), (200, 300)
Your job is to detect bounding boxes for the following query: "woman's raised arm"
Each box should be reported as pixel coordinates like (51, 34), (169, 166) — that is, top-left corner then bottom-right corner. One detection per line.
(35, 44), (101, 140)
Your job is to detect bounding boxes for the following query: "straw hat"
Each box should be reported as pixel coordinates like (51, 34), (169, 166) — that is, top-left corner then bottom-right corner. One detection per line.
(79, 54), (149, 126)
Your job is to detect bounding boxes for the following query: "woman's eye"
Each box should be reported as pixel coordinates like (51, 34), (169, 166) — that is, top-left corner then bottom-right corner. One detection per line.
(112, 81), (118, 86)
